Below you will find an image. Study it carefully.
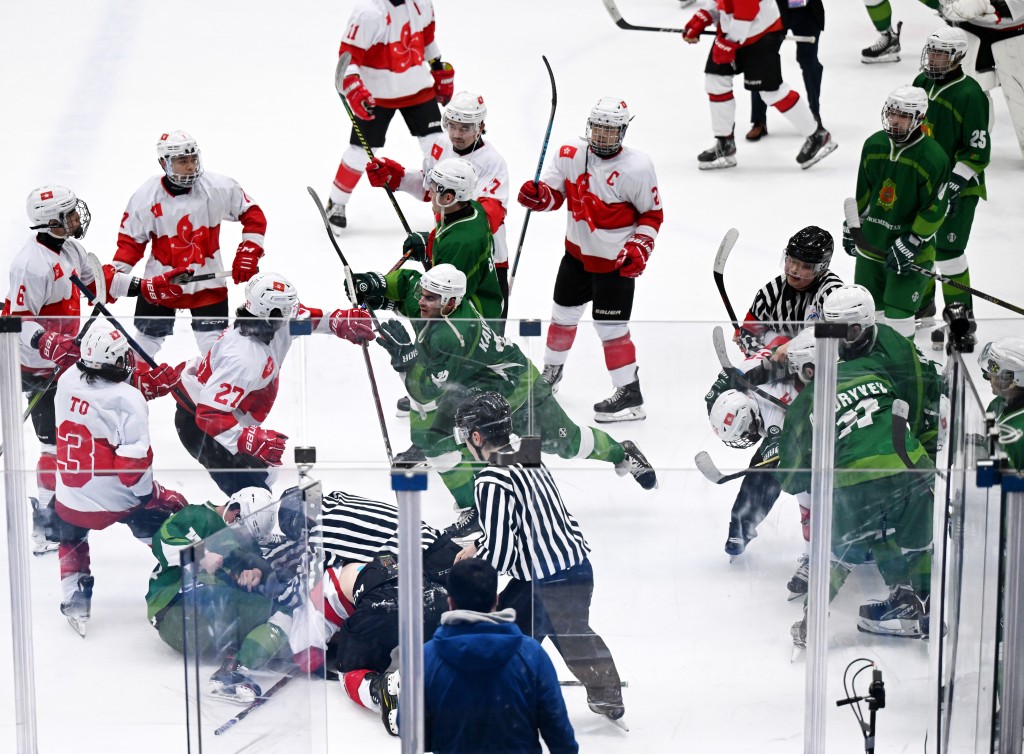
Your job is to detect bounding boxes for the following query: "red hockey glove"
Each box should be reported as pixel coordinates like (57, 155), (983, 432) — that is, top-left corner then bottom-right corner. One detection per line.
(232, 240), (263, 284)
(517, 181), (557, 211)
(683, 10), (713, 43)
(365, 157), (406, 191)
(329, 308), (375, 344)
(237, 426), (289, 466)
(140, 266), (189, 305)
(616, 234), (655, 278)
(36, 331), (80, 369)
(430, 60), (455, 105)
(342, 74), (376, 120)
(134, 361), (185, 401)
(711, 35), (739, 65)
(146, 482), (189, 515)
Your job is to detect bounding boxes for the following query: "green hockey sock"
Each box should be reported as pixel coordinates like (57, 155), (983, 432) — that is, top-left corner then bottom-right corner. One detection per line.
(865, 0), (893, 31)
(871, 537), (912, 588)
(439, 463), (478, 510)
(586, 429), (625, 465)
(237, 622), (288, 670)
(906, 549), (933, 599)
(941, 270), (973, 310)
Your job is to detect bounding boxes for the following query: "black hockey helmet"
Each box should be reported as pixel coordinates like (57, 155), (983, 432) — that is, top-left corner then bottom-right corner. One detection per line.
(785, 225), (834, 275)
(454, 391), (513, 447)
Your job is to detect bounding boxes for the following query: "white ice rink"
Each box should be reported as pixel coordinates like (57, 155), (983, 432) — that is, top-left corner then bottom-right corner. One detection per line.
(2, 0), (1023, 751)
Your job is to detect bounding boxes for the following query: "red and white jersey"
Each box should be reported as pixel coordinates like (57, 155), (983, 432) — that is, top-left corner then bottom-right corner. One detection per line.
(340, 0), (440, 108)
(541, 138), (664, 273)
(54, 368), (153, 523)
(113, 173), (267, 309)
(401, 135), (511, 264)
(3, 235), (98, 375)
(703, 0), (783, 45)
(287, 565), (355, 655)
(736, 348), (799, 432)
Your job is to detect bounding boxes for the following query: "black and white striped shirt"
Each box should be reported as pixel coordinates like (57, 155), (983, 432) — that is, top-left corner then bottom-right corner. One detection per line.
(311, 490), (441, 569)
(474, 463), (589, 582)
(746, 270), (844, 342)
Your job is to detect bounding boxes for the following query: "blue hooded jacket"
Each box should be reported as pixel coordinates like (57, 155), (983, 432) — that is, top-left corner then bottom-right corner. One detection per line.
(423, 609), (578, 753)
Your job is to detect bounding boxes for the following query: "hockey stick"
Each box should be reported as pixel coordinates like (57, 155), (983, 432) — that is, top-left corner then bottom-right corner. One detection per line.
(600, 0), (815, 41)
(842, 197), (1024, 316)
(559, 680), (629, 687)
(891, 398), (915, 469)
(712, 228), (748, 332)
(712, 326), (789, 412)
(695, 451), (750, 484)
(334, 52), (414, 241)
(307, 186), (394, 465)
(213, 670), (298, 735)
(507, 55), (557, 311)
(171, 269), (232, 284)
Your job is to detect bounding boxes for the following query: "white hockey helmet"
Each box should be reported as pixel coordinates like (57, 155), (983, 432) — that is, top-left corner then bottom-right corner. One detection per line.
(419, 263), (467, 309)
(979, 337), (1024, 393)
(587, 97), (632, 156)
(79, 321), (135, 382)
(709, 389), (762, 449)
(428, 158), (477, 203)
(785, 327), (818, 384)
(921, 26), (969, 79)
(443, 91), (487, 128)
(227, 487), (281, 544)
(881, 86), (928, 143)
(26, 185), (91, 239)
(243, 271), (299, 320)
(823, 284), (877, 360)
(157, 130), (203, 188)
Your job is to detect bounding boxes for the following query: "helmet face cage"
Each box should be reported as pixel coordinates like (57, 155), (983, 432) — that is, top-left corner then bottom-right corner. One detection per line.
(586, 97), (631, 157)
(27, 186), (91, 239)
(921, 28), (968, 79)
(979, 339), (1024, 392)
(157, 131), (203, 188)
(881, 88), (928, 143)
(226, 488), (279, 544)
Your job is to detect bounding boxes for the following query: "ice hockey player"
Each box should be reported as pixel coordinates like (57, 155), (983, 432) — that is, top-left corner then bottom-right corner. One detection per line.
(4, 185), (188, 554)
(844, 86), (950, 337)
(175, 271), (374, 496)
(978, 337), (1024, 470)
(365, 91), (513, 309)
(111, 131), (267, 356)
(681, 1), (835, 170)
(859, 0), (902, 63)
(517, 97), (662, 422)
(326, 0), (454, 230)
(50, 322), (188, 636)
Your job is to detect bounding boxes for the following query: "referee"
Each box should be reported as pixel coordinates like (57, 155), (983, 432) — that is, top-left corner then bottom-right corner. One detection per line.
(452, 392), (626, 726)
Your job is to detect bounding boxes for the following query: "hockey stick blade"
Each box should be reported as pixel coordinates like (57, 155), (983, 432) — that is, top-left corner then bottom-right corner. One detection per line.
(712, 228), (742, 329)
(172, 270), (233, 284)
(712, 326), (789, 411)
(892, 398), (915, 469)
(695, 451), (748, 484)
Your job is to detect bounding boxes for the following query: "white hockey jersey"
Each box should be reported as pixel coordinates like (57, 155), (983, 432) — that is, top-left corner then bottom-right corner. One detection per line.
(54, 368), (153, 524)
(540, 137), (664, 273)
(3, 235), (99, 375)
(113, 173), (266, 309)
(340, 0), (440, 108)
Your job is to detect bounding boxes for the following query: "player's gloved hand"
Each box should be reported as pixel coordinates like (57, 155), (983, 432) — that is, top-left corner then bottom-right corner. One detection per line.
(376, 319), (418, 372)
(237, 426), (289, 466)
(329, 308), (375, 343)
(140, 266), (189, 304)
(366, 157), (406, 191)
(342, 74), (376, 120)
(736, 328), (764, 358)
(146, 482), (189, 514)
(35, 331), (80, 369)
(517, 180), (557, 211)
(616, 233), (654, 278)
(134, 361), (185, 400)
(345, 272), (388, 309)
(711, 35), (740, 65)
(842, 221), (857, 256)
(682, 9), (713, 43)
(945, 171), (975, 218)
(402, 231), (430, 263)
(885, 233), (922, 274)
(430, 59), (455, 105)
(232, 241), (263, 284)
(942, 0), (998, 23)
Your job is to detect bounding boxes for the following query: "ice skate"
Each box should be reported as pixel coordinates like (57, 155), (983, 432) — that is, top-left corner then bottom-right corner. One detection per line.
(615, 440), (658, 490)
(790, 614), (807, 661)
(396, 395), (410, 418)
(725, 520), (755, 561)
(209, 657), (263, 704)
(857, 585), (924, 638)
(796, 126), (837, 170)
(915, 300), (937, 330)
(594, 379), (645, 423)
(541, 363), (564, 394)
(861, 22), (901, 64)
(372, 668), (400, 736)
(697, 134), (737, 170)
(445, 506), (481, 547)
(60, 575), (94, 637)
(325, 199), (347, 232)
(393, 444), (428, 470)
(588, 699), (628, 731)
(31, 497), (58, 556)
(787, 554), (809, 601)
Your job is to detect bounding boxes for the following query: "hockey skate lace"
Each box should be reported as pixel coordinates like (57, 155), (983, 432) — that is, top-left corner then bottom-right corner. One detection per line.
(868, 31), (895, 53)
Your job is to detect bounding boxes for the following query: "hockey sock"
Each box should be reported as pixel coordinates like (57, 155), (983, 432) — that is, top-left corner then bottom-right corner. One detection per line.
(904, 547), (932, 599)
(870, 537), (913, 589)
(601, 334), (637, 387)
(586, 431), (625, 466)
(762, 88), (817, 137)
(941, 270), (973, 310)
(438, 463), (478, 510)
(919, 279), (937, 312)
(864, 0), (892, 32)
(545, 323), (577, 366)
(58, 539), (91, 584)
(800, 505), (811, 542)
(343, 669), (379, 710)
(237, 622), (288, 671)
(36, 450), (57, 508)
(828, 561), (853, 602)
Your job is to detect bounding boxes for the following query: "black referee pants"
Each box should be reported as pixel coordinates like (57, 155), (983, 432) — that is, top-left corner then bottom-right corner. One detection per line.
(499, 559), (622, 706)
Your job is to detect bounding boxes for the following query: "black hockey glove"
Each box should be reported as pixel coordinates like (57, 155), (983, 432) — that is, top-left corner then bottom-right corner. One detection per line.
(841, 221), (857, 256)
(885, 233), (921, 275)
(376, 319), (418, 372)
(737, 328), (763, 357)
(345, 272), (388, 308)
(402, 231), (429, 263)
(945, 171), (975, 218)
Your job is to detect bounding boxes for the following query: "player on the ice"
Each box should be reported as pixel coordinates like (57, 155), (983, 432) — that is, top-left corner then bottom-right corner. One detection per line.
(978, 336), (1024, 470)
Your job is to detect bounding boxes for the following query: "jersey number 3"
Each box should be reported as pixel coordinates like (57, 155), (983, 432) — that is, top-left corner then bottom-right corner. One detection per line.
(57, 420), (96, 488)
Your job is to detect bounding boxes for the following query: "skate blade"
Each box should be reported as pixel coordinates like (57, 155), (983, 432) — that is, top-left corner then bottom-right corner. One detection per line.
(791, 645), (805, 663)
(787, 590), (807, 602)
(208, 687), (260, 705)
(697, 157), (738, 171)
(594, 407), (646, 424)
(799, 140), (838, 170)
(855, 620), (922, 639)
(861, 54), (900, 64)
(33, 542), (59, 556)
(604, 715), (629, 732)
(65, 615), (88, 637)
(395, 409), (410, 418)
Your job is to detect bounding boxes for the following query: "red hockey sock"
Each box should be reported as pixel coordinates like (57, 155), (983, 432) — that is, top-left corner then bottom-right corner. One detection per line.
(602, 333), (636, 372)
(343, 669), (376, 709)
(59, 539), (91, 581)
(546, 323), (577, 353)
(333, 162), (363, 194)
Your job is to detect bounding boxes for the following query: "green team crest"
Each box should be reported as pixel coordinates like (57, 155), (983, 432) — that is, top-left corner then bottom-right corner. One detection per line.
(877, 179), (897, 211)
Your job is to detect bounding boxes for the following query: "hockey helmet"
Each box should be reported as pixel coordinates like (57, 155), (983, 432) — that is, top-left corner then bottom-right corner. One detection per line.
(881, 86), (928, 143)
(709, 389), (762, 449)
(785, 327), (818, 384)
(243, 271), (299, 324)
(78, 321), (135, 382)
(979, 337), (1024, 394)
(157, 130), (203, 188)
(226, 487), (281, 545)
(443, 91), (487, 128)
(587, 97), (632, 157)
(428, 158), (477, 203)
(26, 185), (91, 239)
(419, 263), (467, 310)
(454, 391), (513, 447)
(823, 284), (877, 360)
(921, 26), (969, 79)
(785, 225), (834, 278)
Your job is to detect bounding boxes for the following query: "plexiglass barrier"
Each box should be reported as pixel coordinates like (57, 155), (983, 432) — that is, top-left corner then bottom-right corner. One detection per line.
(0, 313), (1021, 753)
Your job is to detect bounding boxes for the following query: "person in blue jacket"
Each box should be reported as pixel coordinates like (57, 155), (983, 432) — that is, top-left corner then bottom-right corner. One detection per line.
(423, 558), (578, 754)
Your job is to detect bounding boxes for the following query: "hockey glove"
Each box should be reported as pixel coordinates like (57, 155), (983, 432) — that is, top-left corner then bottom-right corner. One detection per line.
(736, 328), (764, 358)
(885, 233), (921, 275)
(376, 319), (418, 372)
(237, 426), (289, 466)
(616, 233), (654, 278)
(517, 181), (558, 211)
(329, 308), (375, 344)
(402, 231), (430, 263)
(232, 241), (263, 284)
(35, 331), (80, 370)
(682, 9), (713, 43)
(140, 266), (189, 305)
(146, 482), (189, 515)
(430, 59), (455, 105)
(345, 272), (388, 308)
(841, 221), (857, 256)
(365, 157), (406, 191)
(134, 361), (185, 400)
(342, 74), (376, 120)
(942, 0), (998, 23)
(711, 35), (740, 65)
(945, 171), (974, 218)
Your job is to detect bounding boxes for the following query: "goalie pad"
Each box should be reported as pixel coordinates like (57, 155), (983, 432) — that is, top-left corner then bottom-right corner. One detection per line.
(992, 33), (1024, 158)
